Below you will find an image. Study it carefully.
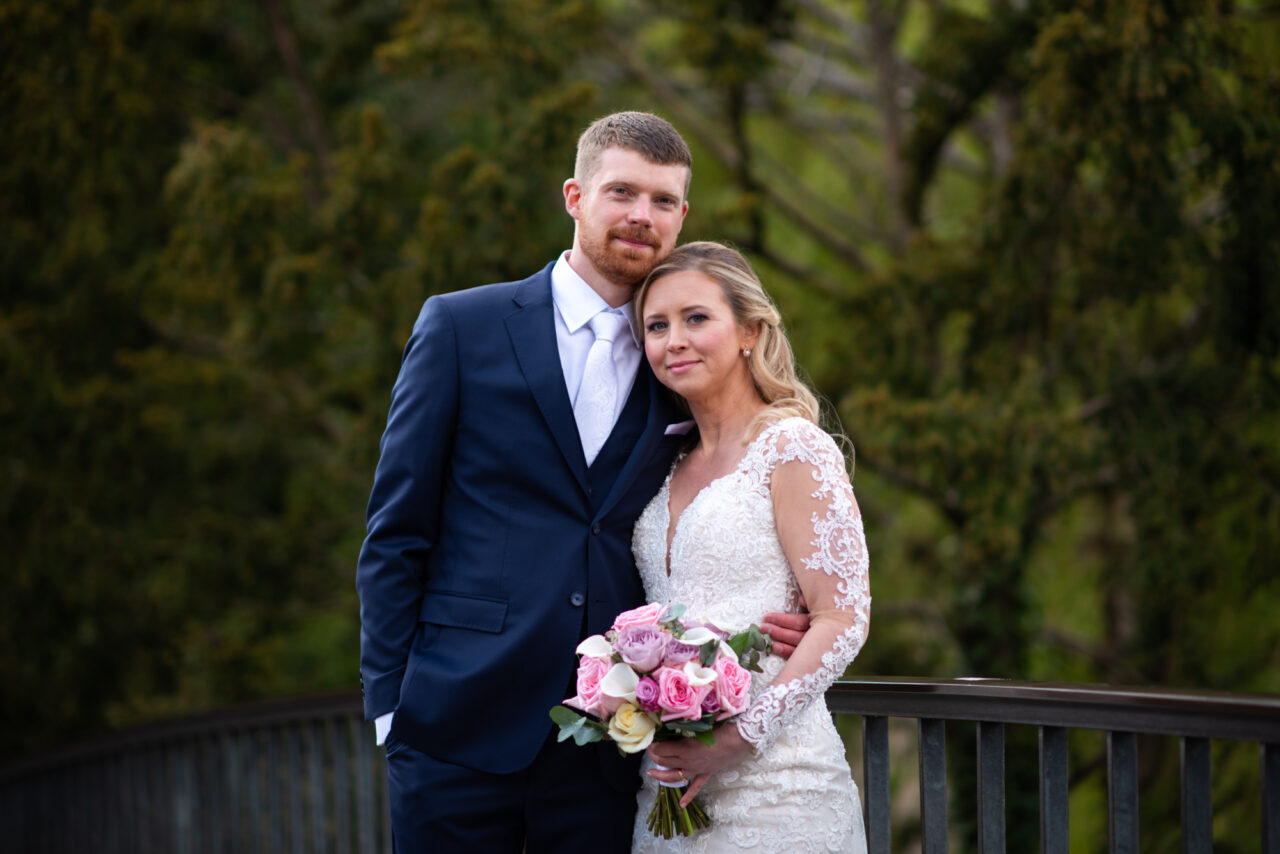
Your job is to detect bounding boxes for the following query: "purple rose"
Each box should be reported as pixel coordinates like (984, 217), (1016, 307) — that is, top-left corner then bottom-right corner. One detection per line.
(635, 676), (661, 712)
(615, 624), (669, 673)
(701, 690), (721, 716)
(662, 640), (701, 667)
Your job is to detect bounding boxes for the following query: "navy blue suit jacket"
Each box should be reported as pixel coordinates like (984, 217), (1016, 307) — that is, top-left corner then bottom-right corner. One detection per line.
(357, 262), (685, 775)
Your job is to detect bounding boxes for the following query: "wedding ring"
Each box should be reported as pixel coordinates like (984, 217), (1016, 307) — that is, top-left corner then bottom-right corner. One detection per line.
(677, 770), (687, 782)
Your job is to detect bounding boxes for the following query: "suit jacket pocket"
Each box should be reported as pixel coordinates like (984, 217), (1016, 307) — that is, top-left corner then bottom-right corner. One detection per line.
(419, 591), (508, 633)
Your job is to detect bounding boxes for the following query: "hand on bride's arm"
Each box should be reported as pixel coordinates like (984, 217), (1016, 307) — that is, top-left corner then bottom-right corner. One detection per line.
(646, 726), (754, 807)
(759, 602), (809, 657)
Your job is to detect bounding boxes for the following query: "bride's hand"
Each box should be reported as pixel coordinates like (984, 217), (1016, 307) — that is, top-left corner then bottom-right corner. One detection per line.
(645, 726), (755, 806)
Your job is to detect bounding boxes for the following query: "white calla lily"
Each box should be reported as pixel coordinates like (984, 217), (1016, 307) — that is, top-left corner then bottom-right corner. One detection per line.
(682, 660), (718, 687)
(600, 662), (640, 702)
(678, 626), (720, 646)
(575, 635), (614, 658)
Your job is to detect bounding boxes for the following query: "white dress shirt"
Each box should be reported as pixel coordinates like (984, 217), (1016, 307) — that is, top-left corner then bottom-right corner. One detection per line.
(551, 251), (642, 427)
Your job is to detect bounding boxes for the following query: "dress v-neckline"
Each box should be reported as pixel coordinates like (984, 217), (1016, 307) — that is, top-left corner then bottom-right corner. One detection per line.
(662, 441), (761, 578)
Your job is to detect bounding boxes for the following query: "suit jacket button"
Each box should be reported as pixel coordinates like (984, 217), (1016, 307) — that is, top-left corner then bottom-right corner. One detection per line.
(591, 523), (601, 534)
(570, 592), (586, 607)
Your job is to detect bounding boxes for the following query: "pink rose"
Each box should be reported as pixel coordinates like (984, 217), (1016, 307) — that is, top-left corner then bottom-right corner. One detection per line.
(656, 666), (709, 722)
(564, 655), (610, 718)
(714, 657), (753, 720)
(611, 602), (666, 634)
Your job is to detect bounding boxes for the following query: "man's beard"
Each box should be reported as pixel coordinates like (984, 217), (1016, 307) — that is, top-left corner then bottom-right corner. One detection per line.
(581, 225), (662, 287)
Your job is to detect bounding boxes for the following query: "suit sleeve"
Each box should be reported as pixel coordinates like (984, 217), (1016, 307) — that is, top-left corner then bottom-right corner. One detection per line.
(356, 296), (460, 721)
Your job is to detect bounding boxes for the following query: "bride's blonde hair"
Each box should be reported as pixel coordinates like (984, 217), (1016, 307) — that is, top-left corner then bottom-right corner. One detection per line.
(635, 241), (821, 437)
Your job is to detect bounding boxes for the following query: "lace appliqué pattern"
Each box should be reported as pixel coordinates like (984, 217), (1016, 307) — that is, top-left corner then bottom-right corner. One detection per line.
(630, 417), (869, 854)
(732, 420), (871, 753)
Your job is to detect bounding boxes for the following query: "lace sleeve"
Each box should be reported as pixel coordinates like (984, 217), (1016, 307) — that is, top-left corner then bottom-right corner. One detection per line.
(734, 419), (871, 752)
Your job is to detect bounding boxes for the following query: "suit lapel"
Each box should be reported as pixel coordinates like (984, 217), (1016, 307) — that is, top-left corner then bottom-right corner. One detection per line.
(596, 363), (682, 520)
(504, 267), (590, 494)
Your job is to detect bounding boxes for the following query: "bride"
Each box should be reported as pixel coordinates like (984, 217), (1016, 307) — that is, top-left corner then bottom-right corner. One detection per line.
(629, 242), (870, 853)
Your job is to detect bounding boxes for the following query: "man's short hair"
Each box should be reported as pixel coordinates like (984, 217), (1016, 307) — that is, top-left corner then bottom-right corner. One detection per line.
(574, 111), (692, 193)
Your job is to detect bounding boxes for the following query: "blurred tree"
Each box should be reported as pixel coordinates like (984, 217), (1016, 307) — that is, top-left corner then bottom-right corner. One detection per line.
(2, 1), (1278, 849)
(575, 0), (1280, 847)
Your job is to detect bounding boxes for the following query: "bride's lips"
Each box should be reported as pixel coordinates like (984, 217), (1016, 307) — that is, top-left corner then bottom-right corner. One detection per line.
(667, 360), (699, 374)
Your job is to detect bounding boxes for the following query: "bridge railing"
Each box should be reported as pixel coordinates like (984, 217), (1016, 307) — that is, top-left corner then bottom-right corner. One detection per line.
(2, 679), (1278, 852)
(0, 692), (390, 854)
(827, 677), (1280, 854)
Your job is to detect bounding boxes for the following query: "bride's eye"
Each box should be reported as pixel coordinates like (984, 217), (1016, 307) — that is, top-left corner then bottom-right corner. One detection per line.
(686, 313), (708, 325)
(646, 320), (668, 334)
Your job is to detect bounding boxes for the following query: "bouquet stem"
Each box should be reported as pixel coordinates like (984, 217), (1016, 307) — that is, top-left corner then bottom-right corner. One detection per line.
(646, 782), (711, 839)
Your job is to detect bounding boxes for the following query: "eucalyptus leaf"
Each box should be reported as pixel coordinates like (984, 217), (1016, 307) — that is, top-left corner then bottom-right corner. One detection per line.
(661, 603), (687, 623)
(549, 705), (585, 727)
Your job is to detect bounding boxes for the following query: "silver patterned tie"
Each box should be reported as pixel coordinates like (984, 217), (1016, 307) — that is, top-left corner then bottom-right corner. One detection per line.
(574, 310), (628, 466)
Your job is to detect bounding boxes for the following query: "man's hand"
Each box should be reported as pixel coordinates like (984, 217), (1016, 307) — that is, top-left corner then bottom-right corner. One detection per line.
(759, 611), (810, 658)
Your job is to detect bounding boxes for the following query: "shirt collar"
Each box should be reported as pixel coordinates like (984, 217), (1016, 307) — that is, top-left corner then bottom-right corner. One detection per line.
(551, 252), (639, 345)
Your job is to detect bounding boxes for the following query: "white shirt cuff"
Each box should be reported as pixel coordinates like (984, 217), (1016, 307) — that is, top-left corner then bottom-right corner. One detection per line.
(374, 712), (394, 746)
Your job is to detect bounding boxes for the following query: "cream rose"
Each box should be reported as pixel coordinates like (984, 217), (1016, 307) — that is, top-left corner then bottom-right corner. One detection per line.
(607, 701), (658, 753)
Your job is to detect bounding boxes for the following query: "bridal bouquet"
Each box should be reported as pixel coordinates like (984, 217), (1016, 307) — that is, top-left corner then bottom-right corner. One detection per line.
(549, 602), (772, 839)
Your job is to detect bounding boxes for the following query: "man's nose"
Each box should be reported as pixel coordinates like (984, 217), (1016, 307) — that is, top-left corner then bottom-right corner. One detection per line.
(626, 197), (653, 225)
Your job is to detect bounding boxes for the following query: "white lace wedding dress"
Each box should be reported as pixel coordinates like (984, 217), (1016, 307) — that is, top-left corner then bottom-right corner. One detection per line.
(630, 417), (870, 854)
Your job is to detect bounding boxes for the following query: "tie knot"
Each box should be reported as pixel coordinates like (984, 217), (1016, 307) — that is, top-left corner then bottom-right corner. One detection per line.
(588, 310), (628, 343)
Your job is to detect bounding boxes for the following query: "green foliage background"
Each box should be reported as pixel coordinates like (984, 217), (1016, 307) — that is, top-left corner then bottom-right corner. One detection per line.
(3, 0), (1278, 849)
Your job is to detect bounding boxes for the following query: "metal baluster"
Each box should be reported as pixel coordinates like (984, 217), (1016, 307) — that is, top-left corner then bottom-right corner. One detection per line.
(863, 715), (892, 854)
(1108, 731), (1138, 854)
(920, 718), (948, 854)
(228, 731), (247, 851)
(1264, 742), (1279, 854)
(1040, 726), (1069, 854)
(1180, 736), (1211, 854)
(267, 728), (284, 854)
(331, 718), (352, 854)
(202, 734), (220, 854)
(355, 717), (377, 854)
(977, 721), (1005, 854)
(288, 726), (304, 854)
(309, 720), (329, 854)
(248, 730), (265, 854)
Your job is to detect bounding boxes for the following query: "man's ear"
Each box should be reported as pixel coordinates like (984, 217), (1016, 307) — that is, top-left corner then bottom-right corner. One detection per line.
(563, 178), (582, 219)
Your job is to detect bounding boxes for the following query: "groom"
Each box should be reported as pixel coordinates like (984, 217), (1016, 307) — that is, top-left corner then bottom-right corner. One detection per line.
(356, 112), (805, 852)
